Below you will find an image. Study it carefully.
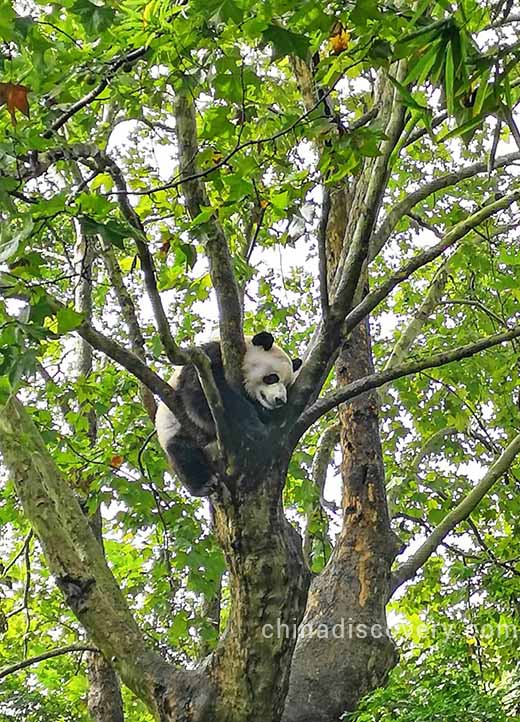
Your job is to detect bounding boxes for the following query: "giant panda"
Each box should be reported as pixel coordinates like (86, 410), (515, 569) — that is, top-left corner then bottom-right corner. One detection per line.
(155, 331), (302, 496)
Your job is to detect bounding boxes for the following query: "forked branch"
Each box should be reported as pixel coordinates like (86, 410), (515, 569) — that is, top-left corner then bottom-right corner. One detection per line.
(370, 150), (520, 259)
(293, 325), (520, 440)
(344, 189), (520, 332)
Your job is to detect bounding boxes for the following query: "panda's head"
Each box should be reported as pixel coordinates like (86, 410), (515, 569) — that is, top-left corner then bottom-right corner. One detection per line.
(242, 332), (302, 411)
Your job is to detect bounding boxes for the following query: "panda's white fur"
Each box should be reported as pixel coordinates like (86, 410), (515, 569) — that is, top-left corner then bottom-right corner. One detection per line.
(155, 332), (301, 496)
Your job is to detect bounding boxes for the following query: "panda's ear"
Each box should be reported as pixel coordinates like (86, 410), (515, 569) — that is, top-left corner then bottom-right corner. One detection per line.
(292, 358), (303, 372)
(252, 331), (274, 351)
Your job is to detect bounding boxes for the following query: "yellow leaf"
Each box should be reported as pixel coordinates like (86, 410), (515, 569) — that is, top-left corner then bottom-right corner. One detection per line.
(329, 24), (350, 55)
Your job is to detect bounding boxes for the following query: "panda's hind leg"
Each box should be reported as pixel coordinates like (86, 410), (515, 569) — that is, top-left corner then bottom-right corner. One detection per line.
(165, 438), (217, 497)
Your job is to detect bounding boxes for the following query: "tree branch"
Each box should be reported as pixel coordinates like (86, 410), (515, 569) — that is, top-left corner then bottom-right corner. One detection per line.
(370, 151), (520, 259)
(318, 186), (331, 319)
(45, 47), (148, 137)
(95, 153), (187, 368)
(290, 66), (408, 412)
(390, 431), (520, 594)
(293, 325), (520, 439)
(174, 93), (245, 387)
(99, 235), (157, 420)
(0, 644), (98, 680)
(0, 396), (212, 718)
(384, 258), (450, 371)
(343, 189), (520, 333)
(311, 422), (340, 513)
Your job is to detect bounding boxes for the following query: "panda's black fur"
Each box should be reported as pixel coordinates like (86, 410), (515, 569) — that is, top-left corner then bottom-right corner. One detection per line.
(155, 332), (301, 496)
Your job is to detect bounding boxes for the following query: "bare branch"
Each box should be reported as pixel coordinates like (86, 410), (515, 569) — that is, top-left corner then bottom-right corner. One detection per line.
(318, 187), (331, 318)
(174, 93), (245, 387)
(404, 111), (448, 147)
(311, 422), (340, 513)
(293, 325), (520, 439)
(370, 151), (520, 259)
(503, 107), (520, 151)
(411, 426), (460, 474)
(74, 317), (178, 411)
(290, 67), (407, 412)
(406, 211), (443, 238)
(390, 432), (520, 593)
(440, 298), (506, 326)
(488, 117), (502, 174)
(191, 348), (229, 459)
(0, 644), (98, 680)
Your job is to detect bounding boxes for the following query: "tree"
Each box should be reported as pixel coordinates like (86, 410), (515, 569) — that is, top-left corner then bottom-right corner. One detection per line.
(0, 1), (519, 721)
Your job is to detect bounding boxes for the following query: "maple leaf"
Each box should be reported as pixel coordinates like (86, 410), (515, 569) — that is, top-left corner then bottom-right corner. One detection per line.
(0, 83), (30, 126)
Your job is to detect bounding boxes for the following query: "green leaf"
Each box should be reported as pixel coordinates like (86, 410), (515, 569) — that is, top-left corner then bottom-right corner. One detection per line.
(404, 41), (441, 85)
(0, 217), (34, 263)
(261, 25), (310, 60)
(56, 307), (84, 334)
(388, 75), (428, 112)
(473, 66), (491, 116)
(81, 217), (130, 250)
(190, 207), (215, 227)
(439, 109), (486, 141)
(445, 41), (455, 116)
(0, 376), (11, 407)
(393, 20), (448, 60)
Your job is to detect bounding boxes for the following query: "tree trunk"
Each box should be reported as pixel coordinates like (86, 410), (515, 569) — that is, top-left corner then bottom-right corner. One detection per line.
(210, 464), (310, 722)
(282, 322), (400, 722)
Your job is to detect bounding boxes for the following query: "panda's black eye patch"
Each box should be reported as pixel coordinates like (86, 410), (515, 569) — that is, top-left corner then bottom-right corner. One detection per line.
(263, 373), (279, 385)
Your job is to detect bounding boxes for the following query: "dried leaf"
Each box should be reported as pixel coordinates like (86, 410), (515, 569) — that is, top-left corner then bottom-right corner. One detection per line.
(329, 23), (350, 55)
(0, 82), (30, 126)
(159, 240), (171, 257)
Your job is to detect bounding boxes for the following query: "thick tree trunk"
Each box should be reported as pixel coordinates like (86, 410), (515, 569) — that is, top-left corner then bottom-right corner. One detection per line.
(282, 322), (400, 722)
(210, 464), (310, 722)
(283, 69), (405, 720)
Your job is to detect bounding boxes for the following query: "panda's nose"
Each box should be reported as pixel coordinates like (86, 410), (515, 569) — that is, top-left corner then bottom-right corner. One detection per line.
(273, 396), (285, 407)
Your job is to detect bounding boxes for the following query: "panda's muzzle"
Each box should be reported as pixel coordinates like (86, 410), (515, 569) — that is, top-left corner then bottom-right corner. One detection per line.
(259, 391), (286, 410)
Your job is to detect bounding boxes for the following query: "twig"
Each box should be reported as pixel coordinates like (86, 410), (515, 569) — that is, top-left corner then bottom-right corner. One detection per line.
(2, 531), (33, 578)
(371, 151), (520, 259)
(45, 47), (148, 137)
(95, 154), (187, 368)
(345, 189), (520, 333)
(175, 93), (245, 387)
